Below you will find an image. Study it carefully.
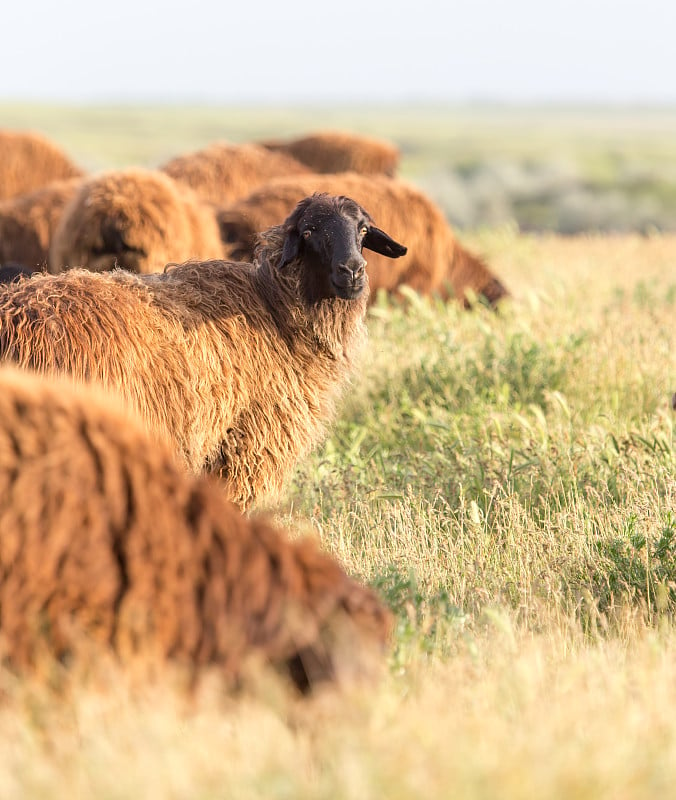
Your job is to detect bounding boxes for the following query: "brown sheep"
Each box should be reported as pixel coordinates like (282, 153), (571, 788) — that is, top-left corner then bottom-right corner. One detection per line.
(217, 173), (508, 307)
(160, 141), (311, 206)
(0, 194), (407, 510)
(0, 178), (82, 270)
(259, 130), (401, 176)
(0, 130), (84, 201)
(49, 168), (225, 275)
(0, 366), (391, 692)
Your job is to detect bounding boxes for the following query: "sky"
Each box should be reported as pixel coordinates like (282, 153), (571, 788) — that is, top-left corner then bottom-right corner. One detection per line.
(2, 0), (676, 105)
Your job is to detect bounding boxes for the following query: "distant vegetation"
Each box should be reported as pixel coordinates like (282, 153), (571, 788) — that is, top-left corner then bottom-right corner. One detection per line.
(3, 103), (676, 232)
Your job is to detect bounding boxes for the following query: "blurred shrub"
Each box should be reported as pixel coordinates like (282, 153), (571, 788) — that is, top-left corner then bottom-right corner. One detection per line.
(418, 158), (676, 234)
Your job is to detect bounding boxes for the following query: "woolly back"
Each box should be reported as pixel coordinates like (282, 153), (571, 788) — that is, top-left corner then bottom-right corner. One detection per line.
(0, 267), (199, 459)
(0, 366), (391, 689)
(161, 142), (311, 206)
(49, 168), (224, 274)
(0, 177), (82, 270)
(0, 130), (84, 201)
(260, 130), (400, 176)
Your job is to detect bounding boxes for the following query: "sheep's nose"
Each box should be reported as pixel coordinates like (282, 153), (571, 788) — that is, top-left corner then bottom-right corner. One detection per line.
(352, 259), (366, 279)
(338, 258), (366, 280)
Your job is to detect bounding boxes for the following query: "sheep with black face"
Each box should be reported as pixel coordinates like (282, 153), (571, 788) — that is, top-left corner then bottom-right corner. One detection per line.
(276, 193), (404, 303)
(218, 173), (509, 307)
(0, 193), (406, 509)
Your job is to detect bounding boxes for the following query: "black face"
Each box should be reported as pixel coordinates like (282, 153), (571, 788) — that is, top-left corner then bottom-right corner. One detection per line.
(89, 219), (148, 273)
(279, 194), (407, 303)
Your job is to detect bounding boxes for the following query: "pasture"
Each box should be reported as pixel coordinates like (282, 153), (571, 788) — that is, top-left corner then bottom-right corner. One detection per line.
(0, 105), (675, 797)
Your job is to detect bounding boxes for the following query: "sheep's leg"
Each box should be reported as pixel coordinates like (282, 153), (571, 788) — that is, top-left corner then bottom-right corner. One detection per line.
(210, 405), (306, 511)
(210, 423), (274, 511)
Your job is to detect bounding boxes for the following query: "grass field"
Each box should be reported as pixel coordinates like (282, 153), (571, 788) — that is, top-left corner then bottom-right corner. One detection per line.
(0, 229), (674, 798)
(0, 106), (675, 797)
(4, 102), (676, 231)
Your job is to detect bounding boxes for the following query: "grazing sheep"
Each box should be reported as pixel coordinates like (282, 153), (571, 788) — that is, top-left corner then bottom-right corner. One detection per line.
(0, 194), (407, 509)
(259, 130), (401, 176)
(218, 173), (508, 307)
(49, 168), (225, 275)
(0, 130), (84, 201)
(0, 367), (391, 692)
(0, 178), (82, 270)
(161, 142), (311, 206)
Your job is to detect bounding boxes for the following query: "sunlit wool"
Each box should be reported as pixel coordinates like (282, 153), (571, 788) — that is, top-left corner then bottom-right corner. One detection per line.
(259, 130), (401, 177)
(0, 367), (391, 692)
(0, 129), (84, 202)
(49, 168), (224, 274)
(161, 141), (311, 206)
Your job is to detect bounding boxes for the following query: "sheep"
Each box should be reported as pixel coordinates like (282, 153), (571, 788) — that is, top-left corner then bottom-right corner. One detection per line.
(0, 366), (391, 692)
(0, 193), (407, 510)
(49, 168), (225, 275)
(0, 177), (82, 270)
(160, 141), (311, 206)
(258, 130), (401, 176)
(0, 130), (84, 201)
(217, 173), (509, 307)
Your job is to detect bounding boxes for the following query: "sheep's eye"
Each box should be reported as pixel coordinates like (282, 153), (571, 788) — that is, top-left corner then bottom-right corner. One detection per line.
(302, 229), (312, 240)
(360, 226), (368, 237)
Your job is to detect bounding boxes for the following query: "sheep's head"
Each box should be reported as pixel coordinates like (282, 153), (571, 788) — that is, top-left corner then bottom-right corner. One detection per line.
(278, 193), (407, 302)
(49, 169), (208, 275)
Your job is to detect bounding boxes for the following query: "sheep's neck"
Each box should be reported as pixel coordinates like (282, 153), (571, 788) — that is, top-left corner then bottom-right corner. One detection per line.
(254, 259), (367, 362)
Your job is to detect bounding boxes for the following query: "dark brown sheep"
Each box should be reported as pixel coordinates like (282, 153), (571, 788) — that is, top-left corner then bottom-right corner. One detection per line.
(0, 194), (407, 510)
(0, 130), (84, 201)
(49, 168), (225, 275)
(0, 178), (82, 270)
(0, 367), (391, 692)
(259, 131), (401, 176)
(218, 173), (509, 307)
(160, 142), (311, 206)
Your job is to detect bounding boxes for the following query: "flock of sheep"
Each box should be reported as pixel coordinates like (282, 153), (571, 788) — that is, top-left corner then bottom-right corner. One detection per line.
(0, 128), (509, 694)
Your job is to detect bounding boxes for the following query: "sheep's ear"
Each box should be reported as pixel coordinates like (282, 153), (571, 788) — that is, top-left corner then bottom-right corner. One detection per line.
(279, 229), (300, 269)
(363, 226), (407, 259)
